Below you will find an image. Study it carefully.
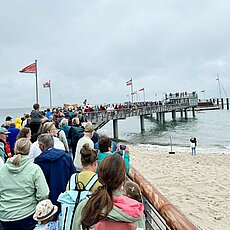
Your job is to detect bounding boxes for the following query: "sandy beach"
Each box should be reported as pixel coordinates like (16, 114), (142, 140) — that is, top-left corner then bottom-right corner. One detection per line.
(130, 146), (230, 230)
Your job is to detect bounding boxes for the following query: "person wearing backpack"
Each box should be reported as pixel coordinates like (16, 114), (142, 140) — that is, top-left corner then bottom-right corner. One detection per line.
(58, 144), (100, 230)
(66, 143), (101, 192)
(68, 117), (84, 160)
(72, 154), (145, 230)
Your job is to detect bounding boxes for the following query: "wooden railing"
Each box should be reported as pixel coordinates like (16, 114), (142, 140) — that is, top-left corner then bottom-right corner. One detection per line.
(128, 166), (199, 230)
(83, 103), (195, 129)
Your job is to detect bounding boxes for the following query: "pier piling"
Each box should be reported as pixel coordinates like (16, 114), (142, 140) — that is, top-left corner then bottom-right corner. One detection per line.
(140, 115), (145, 132)
(113, 119), (118, 139)
(221, 98), (224, 109)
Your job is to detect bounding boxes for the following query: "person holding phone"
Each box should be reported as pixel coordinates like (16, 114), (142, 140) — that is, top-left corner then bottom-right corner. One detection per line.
(97, 137), (130, 173)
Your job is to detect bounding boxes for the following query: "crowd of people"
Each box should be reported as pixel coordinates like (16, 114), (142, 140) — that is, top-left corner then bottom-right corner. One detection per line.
(0, 103), (145, 230)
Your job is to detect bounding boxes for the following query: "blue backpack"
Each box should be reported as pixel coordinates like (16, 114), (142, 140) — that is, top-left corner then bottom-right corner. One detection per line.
(58, 173), (98, 230)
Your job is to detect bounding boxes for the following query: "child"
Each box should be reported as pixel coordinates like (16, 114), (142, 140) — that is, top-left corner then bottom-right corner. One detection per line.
(33, 199), (60, 230)
(123, 181), (143, 203)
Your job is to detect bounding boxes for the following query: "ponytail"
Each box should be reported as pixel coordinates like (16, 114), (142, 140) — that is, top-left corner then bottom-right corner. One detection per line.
(12, 154), (22, 166)
(81, 186), (113, 229)
(81, 154), (126, 229)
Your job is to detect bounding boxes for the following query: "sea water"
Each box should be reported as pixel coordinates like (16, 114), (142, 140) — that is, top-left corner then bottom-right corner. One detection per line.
(1, 108), (229, 154)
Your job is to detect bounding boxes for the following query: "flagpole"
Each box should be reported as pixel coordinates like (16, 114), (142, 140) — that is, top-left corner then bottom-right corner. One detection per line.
(144, 89), (146, 102)
(35, 59), (39, 103)
(49, 80), (52, 109)
(131, 78), (134, 103)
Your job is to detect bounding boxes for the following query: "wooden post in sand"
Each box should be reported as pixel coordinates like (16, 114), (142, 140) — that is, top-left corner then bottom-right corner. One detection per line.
(226, 98), (229, 110)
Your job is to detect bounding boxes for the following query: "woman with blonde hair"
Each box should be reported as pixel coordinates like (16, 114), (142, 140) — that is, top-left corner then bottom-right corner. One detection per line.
(0, 138), (49, 230)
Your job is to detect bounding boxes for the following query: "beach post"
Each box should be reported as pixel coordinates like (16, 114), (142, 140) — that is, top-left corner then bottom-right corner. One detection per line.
(169, 136), (175, 154)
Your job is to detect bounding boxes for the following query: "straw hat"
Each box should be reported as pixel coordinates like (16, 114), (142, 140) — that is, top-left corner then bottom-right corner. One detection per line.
(33, 199), (58, 222)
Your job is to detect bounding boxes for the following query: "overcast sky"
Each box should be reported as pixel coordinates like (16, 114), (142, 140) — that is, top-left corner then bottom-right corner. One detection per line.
(1, 0), (230, 109)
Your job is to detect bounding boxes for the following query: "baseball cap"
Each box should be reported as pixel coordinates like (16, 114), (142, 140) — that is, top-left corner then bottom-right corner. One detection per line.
(0, 127), (10, 134)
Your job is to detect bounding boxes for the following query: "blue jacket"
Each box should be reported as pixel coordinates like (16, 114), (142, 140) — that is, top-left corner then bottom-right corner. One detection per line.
(34, 148), (76, 216)
(7, 127), (20, 153)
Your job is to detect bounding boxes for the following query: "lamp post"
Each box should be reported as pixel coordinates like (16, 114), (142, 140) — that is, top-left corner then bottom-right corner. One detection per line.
(201, 90), (205, 101)
(169, 136), (175, 154)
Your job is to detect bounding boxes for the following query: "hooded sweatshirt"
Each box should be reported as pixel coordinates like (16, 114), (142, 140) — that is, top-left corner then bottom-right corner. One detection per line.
(72, 190), (145, 230)
(34, 148), (76, 215)
(0, 155), (49, 221)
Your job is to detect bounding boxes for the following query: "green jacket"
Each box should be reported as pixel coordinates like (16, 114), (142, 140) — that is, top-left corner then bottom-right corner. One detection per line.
(72, 191), (145, 230)
(0, 155), (49, 221)
(98, 151), (130, 173)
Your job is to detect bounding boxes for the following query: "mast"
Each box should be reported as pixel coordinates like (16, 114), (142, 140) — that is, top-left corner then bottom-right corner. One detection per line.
(216, 73), (222, 99)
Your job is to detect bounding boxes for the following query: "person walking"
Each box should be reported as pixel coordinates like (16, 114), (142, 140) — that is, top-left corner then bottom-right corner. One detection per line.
(34, 134), (76, 218)
(72, 154), (145, 229)
(0, 138), (49, 230)
(0, 127), (11, 163)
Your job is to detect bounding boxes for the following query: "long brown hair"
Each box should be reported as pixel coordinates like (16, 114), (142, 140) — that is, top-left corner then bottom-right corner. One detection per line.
(17, 127), (31, 140)
(81, 154), (126, 229)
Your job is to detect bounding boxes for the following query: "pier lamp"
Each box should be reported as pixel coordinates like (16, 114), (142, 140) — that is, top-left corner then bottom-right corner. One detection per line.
(201, 90), (205, 101)
(169, 136), (175, 154)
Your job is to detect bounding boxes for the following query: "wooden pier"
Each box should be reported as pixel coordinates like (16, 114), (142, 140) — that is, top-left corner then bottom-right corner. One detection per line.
(84, 93), (198, 139)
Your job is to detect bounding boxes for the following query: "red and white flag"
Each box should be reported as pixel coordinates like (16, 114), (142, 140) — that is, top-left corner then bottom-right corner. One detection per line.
(42, 81), (50, 88)
(19, 63), (36, 73)
(139, 88), (144, 91)
(131, 91), (137, 95)
(126, 79), (132, 86)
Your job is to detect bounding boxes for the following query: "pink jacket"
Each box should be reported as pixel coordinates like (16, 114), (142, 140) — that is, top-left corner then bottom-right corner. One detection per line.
(113, 195), (144, 218)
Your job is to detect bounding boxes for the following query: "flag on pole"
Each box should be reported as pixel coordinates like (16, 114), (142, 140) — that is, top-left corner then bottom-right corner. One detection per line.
(139, 88), (144, 91)
(131, 91), (137, 95)
(19, 63), (36, 73)
(126, 79), (132, 86)
(42, 81), (50, 88)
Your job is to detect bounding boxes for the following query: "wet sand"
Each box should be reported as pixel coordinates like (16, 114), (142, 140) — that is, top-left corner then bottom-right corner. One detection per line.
(130, 146), (230, 230)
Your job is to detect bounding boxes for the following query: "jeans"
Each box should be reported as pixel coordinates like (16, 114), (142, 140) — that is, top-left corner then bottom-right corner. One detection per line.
(0, 214), (36, 230)
(191, 147), (196, 155)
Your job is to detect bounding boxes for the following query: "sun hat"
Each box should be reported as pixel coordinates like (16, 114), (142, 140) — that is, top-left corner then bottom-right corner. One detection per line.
(33, 199), (58, 222)
(0, 127), (10, 134)
(84, 122), (94, 132)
